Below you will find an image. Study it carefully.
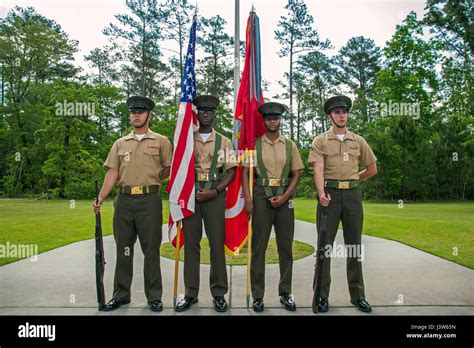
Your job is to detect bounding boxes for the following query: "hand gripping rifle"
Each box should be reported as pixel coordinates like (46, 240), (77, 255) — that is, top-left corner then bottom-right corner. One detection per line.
(312, 193), (328, 313)
(94, 179), (106, 311)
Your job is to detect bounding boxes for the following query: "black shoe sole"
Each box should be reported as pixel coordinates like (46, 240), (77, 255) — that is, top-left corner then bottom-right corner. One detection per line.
(351, 301), (372, 313)
(150, 307), (163, 312)
(280, 298), (296, 311)
(213, 297), (228, 312)
(175, 298), (198, 312)
(357, 307), (372, 313)
(318, 307), (329, 313)
(101, 300), (130, 312)
(214, 305), (228, 313)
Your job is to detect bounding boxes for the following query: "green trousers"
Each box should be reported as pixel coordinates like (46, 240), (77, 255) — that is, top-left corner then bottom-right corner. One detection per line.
(182, 182), (228, 298)
(316, 186), (365, 302)
(251, 185), (295, 299)
(112, 192), (163, 302)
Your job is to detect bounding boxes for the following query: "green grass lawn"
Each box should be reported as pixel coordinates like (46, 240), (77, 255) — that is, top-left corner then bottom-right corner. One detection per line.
(0, 198), (169, 266)
(160, 238), (314, 266)
(294, 199), (474, 269)
(1, 198), (472, 269)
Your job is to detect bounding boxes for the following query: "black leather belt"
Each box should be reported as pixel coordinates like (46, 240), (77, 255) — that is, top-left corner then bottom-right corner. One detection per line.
(195, 173), (223, 182)
(119, 185), (160, 195)
(256, 178), (289, 187)
(325, 180), (359, 190)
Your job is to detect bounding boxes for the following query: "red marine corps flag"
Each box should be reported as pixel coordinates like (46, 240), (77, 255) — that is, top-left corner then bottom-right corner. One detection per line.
(224, 10), (265, 256)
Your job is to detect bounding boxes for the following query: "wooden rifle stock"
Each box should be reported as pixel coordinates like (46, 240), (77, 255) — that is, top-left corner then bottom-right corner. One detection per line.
(94, 179), (106, 311)
(312, 193), (328, 314)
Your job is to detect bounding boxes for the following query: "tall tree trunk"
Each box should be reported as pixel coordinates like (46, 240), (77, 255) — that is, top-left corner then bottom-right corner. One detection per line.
(179, 24), (183, 86)
(61, 120), (70, 198)
(296, 96), (301, 144)
(213, 54), (218, 95)
(98, 65), (102, 143)
(289, 50), (294, 140)
(141, 20), (146, 96)
(318, 90), (325, 133)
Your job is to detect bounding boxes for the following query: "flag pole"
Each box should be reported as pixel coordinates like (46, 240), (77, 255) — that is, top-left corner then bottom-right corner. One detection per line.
(246, 151), (254, 308)
(173, 221), (182, 309)
(246, 4), (257, 310)
(234, 0), (240, 111)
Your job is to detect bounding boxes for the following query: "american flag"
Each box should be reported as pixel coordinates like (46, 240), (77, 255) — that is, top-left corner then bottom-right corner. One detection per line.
(166, 16), (198, 248)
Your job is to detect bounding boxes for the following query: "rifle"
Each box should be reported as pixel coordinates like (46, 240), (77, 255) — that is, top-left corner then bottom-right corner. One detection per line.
(94, 179), (106, 311)
(312, 193), (328, 314)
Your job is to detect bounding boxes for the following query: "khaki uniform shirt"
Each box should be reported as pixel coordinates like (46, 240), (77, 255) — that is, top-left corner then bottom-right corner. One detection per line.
(308, 128), (377, 180)
(194, 129), (237, 174)
(242, 133), (305, 178)
(104, 129), (172, 186)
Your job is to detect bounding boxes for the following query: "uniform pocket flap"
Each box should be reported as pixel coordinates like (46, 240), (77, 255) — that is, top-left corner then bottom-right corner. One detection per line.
(144, 148), (160, 156)
(118, 149), (133, 156)
(322, 148), (338, 156)
(348, 148), (361, 156)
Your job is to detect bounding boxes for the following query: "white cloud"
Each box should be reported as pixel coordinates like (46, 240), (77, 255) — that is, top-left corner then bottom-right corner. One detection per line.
(2, 0), (426, 101)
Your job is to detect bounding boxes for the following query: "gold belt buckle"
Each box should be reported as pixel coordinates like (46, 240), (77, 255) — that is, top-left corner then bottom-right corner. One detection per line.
(269, 178), (280, 186)
(338, 181), (350, 189)
(131, 186), (143, 195)
(197, 173), (208, 181)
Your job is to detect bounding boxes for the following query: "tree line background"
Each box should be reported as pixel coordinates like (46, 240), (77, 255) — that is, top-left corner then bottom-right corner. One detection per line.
(0, 0), (472, 201)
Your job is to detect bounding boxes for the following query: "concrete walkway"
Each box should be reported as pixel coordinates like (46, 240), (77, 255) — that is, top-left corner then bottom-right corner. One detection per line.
(0, 220), (472, 316)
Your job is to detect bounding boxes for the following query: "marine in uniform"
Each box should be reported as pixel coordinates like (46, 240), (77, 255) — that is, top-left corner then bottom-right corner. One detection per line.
(242, 102), (305, 312)
(93, 96), (172, 312)
(175, 95), (237, 313)
(308, 95), (378, 313)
